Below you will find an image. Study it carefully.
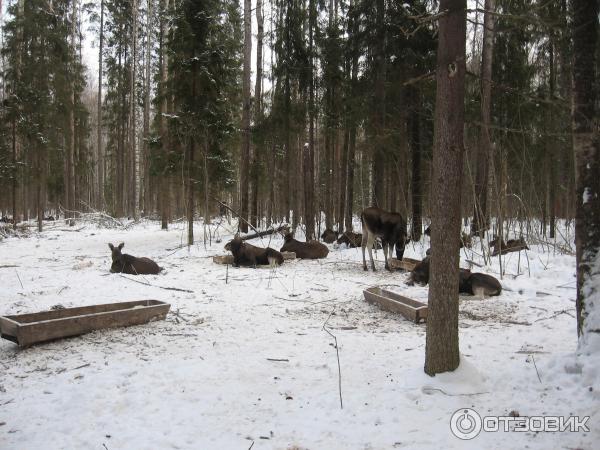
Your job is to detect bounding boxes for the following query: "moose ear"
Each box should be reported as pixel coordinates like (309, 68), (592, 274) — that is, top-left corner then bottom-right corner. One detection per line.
(108, 243), (114, 251)
(118, 243), (124, 250)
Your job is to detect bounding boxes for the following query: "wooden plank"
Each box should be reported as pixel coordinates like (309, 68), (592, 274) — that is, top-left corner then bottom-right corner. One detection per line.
(0, 300), (170, 347)
(389, 257), (420, 272)
(363, 287), (427, 324)
(213, 251), (296, 266)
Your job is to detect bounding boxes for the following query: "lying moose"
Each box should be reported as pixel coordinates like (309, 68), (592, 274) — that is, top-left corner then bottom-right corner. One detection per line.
(280, 232), (328, 259)
(108, 243), (162, 275)
(321, 229), (339, 244)
(408, 255), (502, 297)
(228, 235), (284, 268)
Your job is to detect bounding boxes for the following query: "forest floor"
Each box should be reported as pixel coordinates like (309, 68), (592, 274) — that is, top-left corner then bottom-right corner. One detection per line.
(0, 218), (598, 450)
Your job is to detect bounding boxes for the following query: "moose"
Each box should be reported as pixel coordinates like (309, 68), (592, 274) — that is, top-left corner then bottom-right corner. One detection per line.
(489, 236), (529, 257)
(408, 255), (501, 297)
(228, 235), (284, 268)
(336, 231), (363, 248)
(280, 232), (329, 259)
(361, 206), (408, 272)
(108, 243), (162, 275)
(424, 225), (469, 248)
(321, 229), (339, 244)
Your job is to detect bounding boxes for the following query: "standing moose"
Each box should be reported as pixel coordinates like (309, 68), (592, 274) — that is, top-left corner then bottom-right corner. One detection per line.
(108, 243), (162, 275)
(361, 207), (408, 272)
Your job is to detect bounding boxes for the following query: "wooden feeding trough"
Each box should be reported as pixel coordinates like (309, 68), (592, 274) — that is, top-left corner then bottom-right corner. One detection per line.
(0, 300), (170, 348)
(363, 287), (428, 324)
(213, 251), (296, 266)
(389, 257), (421, 272)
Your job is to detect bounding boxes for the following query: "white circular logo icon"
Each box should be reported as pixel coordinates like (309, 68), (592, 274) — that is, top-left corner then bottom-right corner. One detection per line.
(450, 408), (482, 440)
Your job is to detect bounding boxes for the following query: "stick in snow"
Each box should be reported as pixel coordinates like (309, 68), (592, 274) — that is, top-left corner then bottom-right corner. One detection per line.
(118, 274), (194, 293)
(323, 307), (343, 409)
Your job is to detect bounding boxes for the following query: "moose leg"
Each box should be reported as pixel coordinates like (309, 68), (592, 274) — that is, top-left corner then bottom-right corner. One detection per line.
(361, 231), (369, 271)
(383, 242), (392, 271)
(367, 233), (377, 271)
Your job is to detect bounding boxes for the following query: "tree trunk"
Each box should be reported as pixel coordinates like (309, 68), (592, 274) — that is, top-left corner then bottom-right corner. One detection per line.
(97, 0), (105, 210)
(129, 0), (138, 219)
(372, 0), (386, 207)
(239, 0), (252, 232)
(143, 0), (152, 215)
(304, 0), (316, 239)
(572, 0), (600, 337)
(473, 0), (495, 236)
(344, 0), (359, 232)
(410, 87), (423, 241)
(424, 0), (466, 376)
(250, 0), (264, 229)
(67, 0), (78, 217)
(160, 0), (169, 229)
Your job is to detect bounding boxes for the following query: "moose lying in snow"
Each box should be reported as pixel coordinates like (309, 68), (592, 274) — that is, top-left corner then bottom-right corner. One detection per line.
(407, 255), (501, 297)
(280, 233), (328, 259)
(228, 235), (284, 268)
(361, 207), (408, 272)
(108, 243), (162, 275)
(336, 231), (362, 248)
(321, 229), (339, 244)
(489, 236), (529, 256)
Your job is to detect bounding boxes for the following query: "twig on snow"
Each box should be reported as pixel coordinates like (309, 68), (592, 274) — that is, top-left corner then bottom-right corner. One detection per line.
(118, 274), (194, 293)
(15, 269), (23, 289)
(323, 307), (343, 409)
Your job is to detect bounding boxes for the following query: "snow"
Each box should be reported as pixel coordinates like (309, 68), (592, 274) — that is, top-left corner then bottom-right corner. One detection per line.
(0, 219), (598, 449)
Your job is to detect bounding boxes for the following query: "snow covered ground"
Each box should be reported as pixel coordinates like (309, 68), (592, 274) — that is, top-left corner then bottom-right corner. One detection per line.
(0, 219), (597, 449)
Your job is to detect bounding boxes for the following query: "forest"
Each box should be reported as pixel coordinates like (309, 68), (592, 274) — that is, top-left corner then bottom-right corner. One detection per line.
(0, 0), (599, 448)
(0, 0), (583, 240)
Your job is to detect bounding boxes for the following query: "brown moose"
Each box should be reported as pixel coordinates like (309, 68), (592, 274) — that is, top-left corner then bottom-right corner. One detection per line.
(407, 255), (501, 297)
(108, 243), (162, 275)
(489, 236), (529, 256)
(361, 207), (408, 271)
(321, 229), (339, 244)
(280, 232), (329, 259)
(228, 235), (284, 268)
(336, 231), (362, 248)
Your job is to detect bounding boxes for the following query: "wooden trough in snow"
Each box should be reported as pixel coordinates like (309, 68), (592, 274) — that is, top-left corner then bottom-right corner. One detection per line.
(213, 251), (296, 266)
(0, 300), (170, 347)
(389, 257), (421, 272)
(363, 287), (428, 324)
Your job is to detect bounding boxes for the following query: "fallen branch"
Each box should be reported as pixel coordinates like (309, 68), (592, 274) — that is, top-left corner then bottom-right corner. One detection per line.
(118, 274), (194, 293)
(323, 307), (343, 409)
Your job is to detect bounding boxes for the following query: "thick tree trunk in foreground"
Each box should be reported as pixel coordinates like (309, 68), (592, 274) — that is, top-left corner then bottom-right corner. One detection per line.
(424, 0), (466, 376)
(572, 0), (600, 337)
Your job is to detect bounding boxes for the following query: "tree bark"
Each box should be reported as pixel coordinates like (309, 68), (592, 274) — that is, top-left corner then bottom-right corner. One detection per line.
(129, 0), (138, 219)
(304, 0), (316, 239)
(572, 0), (600, 337)
(410, 87), (422, 241)
(159, 0), (169, 229)
(424, 0), (466, 376)
(239, 0), (252, 232)
(143, 0), (152, 215)
(473, 0), (495, 236)
(250, 0), (264, 229)
(97, 0), (105, 210)
(372, 0), (386, 207)
(67, 0), (78, 217)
